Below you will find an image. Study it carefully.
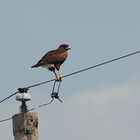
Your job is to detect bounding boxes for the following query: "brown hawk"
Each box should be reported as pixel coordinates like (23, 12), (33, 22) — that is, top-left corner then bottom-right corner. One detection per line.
(31, 44), (71, 81)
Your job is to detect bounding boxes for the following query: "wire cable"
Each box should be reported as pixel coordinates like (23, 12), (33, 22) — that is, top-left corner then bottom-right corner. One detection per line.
(0, 117), (12, 123)
(0, 50), (140, 104)
(0, 50), (140, 123)
(62, 50), (140, 78)
(29, 98), (54, 111)
(0, 91), (18, 104)
(27, 50), (140, 88)
(0, 98), (54, 123)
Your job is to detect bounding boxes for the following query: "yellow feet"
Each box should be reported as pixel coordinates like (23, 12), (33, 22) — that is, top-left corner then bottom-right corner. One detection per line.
(55, 76), (63, 82)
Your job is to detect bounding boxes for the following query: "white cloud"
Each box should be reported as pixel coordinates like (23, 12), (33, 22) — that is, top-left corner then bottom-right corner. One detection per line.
(68, 79), (140, 109)
(1, 79), (140, 140)
(37, 79), (140, 140)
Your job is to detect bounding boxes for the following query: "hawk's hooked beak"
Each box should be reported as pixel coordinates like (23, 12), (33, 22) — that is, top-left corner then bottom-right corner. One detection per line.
(67, 47), (71, 50)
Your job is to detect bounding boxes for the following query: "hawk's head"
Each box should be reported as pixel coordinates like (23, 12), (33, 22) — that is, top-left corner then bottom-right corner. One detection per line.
(58, 44), (71, 51)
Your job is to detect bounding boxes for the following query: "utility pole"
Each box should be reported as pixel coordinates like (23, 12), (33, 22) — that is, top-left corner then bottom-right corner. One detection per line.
(12, 88), (39, 140)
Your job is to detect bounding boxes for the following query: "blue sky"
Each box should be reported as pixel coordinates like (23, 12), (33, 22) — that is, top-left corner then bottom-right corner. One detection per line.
(0, 0), (140, 140)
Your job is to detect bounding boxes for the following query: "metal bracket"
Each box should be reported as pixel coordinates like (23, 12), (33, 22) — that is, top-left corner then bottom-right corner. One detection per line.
(51, 92), (62, 103)
(51, 80), (62, 103)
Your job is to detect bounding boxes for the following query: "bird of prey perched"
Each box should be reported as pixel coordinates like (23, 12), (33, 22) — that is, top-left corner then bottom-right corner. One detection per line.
(31, 44), (71, 81)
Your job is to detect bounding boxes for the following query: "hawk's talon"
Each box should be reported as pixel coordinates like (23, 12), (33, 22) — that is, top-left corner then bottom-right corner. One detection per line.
(55, 75), (63, 82)
(55, 77), (63, 82)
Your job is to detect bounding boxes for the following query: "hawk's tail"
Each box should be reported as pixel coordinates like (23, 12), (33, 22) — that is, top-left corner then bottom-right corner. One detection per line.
(31, 64), (40, 68)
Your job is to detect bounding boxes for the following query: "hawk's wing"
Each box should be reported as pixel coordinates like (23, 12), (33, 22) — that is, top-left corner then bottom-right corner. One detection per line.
(37, 49), (68, 66)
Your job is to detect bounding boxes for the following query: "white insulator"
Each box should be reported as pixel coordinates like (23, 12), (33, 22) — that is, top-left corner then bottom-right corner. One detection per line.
(16, 93), (31, 102)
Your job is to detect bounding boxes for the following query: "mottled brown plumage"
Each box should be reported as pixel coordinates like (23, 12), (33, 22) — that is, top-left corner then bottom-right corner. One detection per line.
(31, 44), (70, 81)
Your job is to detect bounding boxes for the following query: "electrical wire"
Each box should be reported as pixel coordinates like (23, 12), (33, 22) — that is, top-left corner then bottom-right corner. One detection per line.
(26, 50), (140, 88)
(0, 117), (12, 123)
(29, 98), (54, 111)
(0, 50), (140, 104)
(0, 91), (18, 104)
(0, 80), (62, 123)
(0, 98), (54, 123)
(0, 50), (140, 123)
(62, 50), (140, 78)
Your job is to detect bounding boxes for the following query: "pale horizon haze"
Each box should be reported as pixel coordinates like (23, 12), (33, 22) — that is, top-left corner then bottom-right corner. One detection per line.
(0, 0), (140, 140)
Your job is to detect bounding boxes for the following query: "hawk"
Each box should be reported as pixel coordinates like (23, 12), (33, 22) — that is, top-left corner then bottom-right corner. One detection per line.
(31, 44), (71, 81)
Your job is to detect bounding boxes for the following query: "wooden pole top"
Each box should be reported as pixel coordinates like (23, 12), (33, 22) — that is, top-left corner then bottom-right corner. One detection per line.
(12, 112), (39, 140)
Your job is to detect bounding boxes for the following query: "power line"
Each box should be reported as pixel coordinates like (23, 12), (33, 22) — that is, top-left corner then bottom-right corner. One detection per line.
(0, 50), (140, 123)
(0, 50), (140, 104)
(62, 50), (140, 78)
(0, 98), (54, 123)
(0, 91), (18, 104)
(0, 117), (12, 123)
(27, 50), (140, 88)
(29, 98), (54, 111)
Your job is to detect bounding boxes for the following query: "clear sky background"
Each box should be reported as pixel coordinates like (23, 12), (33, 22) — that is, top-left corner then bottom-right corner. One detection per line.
(0, 0), (140, 140)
